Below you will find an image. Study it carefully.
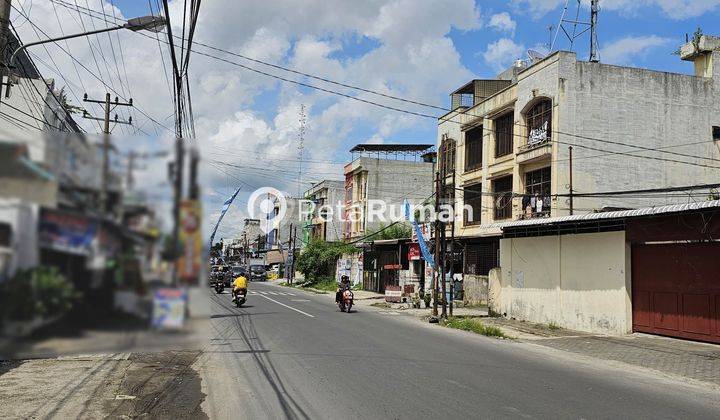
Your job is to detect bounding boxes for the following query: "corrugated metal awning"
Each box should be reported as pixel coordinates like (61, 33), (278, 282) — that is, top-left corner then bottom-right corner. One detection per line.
(486, 200), (720, 230)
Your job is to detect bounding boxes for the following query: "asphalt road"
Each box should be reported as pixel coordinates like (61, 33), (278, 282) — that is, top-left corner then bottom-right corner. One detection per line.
(199, 282), (720, 419)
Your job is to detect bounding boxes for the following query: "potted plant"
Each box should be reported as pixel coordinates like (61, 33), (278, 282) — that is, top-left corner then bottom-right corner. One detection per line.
(411, 293), (421, 309)
(423, 293), (432, 308)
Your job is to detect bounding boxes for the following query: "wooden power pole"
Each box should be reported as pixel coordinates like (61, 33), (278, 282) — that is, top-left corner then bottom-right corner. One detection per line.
(0, 0), (12, 107)
(83, 93), (132, 216)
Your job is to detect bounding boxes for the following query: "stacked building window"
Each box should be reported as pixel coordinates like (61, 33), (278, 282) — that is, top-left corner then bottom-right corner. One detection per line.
(526, 99), (552, 146)
(494, 112), (514, 157)
(523, 167), (551, 218)
(440, 138), (456, 177)
(463, 182), (482, 225)
(492, 175), (513, 220)
(464, 125), (483, 170)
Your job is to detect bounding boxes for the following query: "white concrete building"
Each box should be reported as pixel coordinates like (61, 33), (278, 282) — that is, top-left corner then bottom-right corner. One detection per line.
(433, 34), (720, 338)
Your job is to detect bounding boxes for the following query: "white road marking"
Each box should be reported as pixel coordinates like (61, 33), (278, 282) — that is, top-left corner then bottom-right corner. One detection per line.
(290, 299), (310, 302)
(258, 294), (315, 318)
(267, 291), (278, 295)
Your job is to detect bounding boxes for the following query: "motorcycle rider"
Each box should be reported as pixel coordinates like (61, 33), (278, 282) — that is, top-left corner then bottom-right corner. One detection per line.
(231, 271), (248, 303)
(335, 275), (351, 303)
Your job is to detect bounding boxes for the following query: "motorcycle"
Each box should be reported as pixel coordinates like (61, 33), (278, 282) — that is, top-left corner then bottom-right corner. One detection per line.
(214, 281), (224, 294)
(232, 288), (247, 307)
(338, 288), (354, 313)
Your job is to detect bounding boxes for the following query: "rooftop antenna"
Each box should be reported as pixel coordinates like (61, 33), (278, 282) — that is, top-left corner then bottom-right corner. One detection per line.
(550, 0), (600, 62)
(297, 104), (306, 198)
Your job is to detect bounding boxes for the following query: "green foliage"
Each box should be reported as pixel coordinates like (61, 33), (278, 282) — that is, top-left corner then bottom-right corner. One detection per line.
(305, 276), (338, 292)
(295, 239), (358, 280)
(1, 267), (80, 321)
(58, 88), (83, 115)
(547, 322), (561, 331)
(365, 222), (412, 241)
(673, 27), (703, 55)
(442, 317), (507, 338)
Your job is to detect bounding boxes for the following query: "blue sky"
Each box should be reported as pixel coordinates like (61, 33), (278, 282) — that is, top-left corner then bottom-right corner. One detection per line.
(20, 0), (718, 239)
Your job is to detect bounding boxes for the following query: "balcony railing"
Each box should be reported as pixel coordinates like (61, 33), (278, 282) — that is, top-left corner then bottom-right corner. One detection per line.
(518, 209), (551, 220)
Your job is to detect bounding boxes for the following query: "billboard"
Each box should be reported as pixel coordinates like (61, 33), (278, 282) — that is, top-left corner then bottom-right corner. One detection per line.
(178, 200), (202, 284)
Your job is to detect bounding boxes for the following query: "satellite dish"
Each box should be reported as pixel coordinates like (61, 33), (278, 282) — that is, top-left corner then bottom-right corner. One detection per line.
(527, 49), (546, 63)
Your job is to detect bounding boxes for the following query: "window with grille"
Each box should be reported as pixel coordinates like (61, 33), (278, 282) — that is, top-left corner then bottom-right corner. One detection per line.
(492, 175), (513, 220)
(494, 112), (514, 157)
(464, 125), (482, 170)
(440, 138), (456, 176)
(463, 182), (482, 225)
(524, 167), (551, 217)
(526, 99), (552, 146)
(464, 240), (499, 276)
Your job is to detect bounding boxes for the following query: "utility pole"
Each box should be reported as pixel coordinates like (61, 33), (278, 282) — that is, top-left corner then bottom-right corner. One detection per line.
(297, 104), (306, 197)
(189, 147), (200, 200)
(440, 191), (448, 319)
(569, 146), (574, 215)
(449, 168), (456, 317)
(589, 0), (600, 62)
(0, 0), (12, 106)
(432, 172), (441, 318)
(83, 93), (133, 216)
(287, 223), (294, 284)
(125, 150), (168, 192)
(290, 225), (297, 283)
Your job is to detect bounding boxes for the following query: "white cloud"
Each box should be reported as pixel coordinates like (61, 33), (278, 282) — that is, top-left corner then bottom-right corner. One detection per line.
(488, 12), (517, 35)
(10, 0), (482, 239)
(482, 38), (525, 72)
(513, 0), (720, 19)
(511, 0), (563, 18)
(600, 35), (672, 65)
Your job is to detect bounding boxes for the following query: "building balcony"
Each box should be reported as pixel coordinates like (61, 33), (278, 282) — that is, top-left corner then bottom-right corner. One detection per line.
(516, 138), (551, 164)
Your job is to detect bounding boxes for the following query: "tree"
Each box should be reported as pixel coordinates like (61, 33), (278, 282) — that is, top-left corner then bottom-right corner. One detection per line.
(58, 88), (82, 115)
(364, 222), (412, 241)
(295, 239), (358, 281)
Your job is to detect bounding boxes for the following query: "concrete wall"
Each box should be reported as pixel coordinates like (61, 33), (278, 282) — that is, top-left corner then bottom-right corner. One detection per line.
(555, 54), (720, 213)
(439, 49), (720, 236)
(463, 274), (488, 306)
(0, 199), (39, 280)
(348, 157), (433, 237)
(497, 231), (631, 334)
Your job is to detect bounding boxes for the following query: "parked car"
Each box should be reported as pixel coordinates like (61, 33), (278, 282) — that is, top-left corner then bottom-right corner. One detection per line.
(249, 264), (267, 281)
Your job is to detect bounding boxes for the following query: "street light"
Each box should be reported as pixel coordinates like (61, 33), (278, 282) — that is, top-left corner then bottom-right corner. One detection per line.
(8, 15), (166, 69)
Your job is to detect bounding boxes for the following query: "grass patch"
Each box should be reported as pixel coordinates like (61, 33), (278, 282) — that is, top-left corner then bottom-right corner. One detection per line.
(547, 322), (561, 331)
(441, 317), (508, 338)
(303, 277), (337, 292)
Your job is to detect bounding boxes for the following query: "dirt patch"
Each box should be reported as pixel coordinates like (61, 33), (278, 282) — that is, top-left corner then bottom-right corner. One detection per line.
(0, 360), (22, 376)
(105, 350), (207, 419)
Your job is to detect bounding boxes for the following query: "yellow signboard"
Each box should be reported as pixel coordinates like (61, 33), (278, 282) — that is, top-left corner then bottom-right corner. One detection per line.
(178, 200), (202, 284)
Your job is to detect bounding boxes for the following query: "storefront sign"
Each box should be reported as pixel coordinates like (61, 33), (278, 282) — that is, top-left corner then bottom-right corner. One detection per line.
(385, 285), (402, 303)
(408, 243), (421, 261)
(151, 288), (187, 329)
(39, 209), (97, 256)
(383, 263), (402, 270)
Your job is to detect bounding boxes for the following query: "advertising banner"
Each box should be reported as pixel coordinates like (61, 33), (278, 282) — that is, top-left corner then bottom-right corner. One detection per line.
(178, 200), (202, 284)
(39, 209), (97, 256)
(151, 288), (187, 329)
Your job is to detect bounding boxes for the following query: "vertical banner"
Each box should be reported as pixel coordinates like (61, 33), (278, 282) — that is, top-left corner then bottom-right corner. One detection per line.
(178, 200), (202, 284)
(209, 187), (241, 248)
